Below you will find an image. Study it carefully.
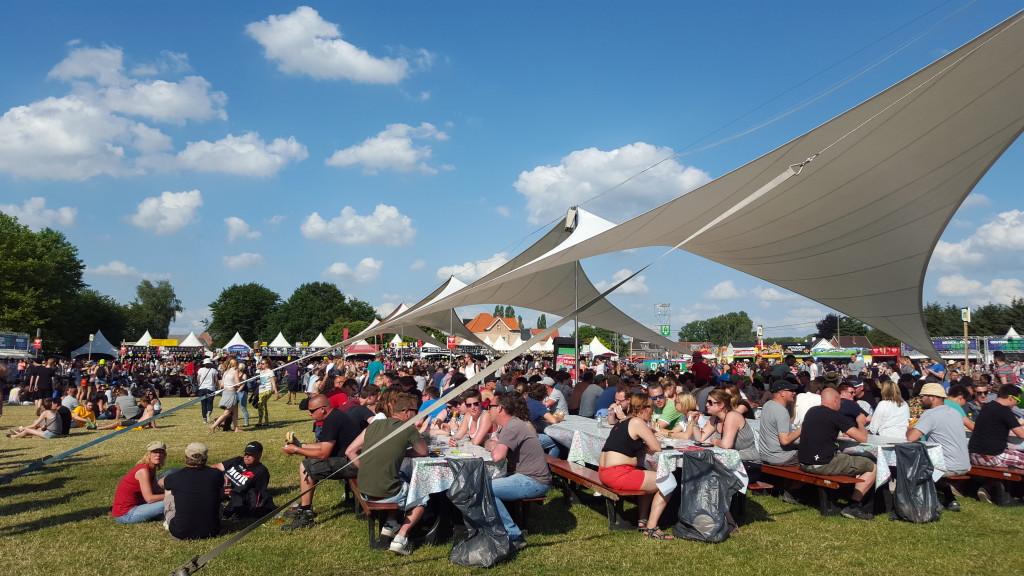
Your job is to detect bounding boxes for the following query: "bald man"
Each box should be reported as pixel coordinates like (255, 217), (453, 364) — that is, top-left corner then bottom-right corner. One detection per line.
(797, 388), (876, 520)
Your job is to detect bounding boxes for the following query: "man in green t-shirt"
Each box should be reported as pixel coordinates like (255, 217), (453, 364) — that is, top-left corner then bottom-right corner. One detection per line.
(649, 382), (681, 431)
(346, 393), (428, 555)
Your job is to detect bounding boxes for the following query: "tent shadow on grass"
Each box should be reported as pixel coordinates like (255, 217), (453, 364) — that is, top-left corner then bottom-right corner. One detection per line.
(0, 506), (111, 537)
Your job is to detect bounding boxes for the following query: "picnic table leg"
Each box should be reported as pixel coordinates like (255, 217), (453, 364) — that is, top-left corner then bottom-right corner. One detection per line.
(605, 497), (634, 530)
(817, 487), (841, 516)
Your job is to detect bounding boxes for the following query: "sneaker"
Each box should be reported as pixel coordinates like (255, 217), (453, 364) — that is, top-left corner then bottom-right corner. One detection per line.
(977, 487), (992, 504)
(380, 520), (401, 538)
(282, 510), (315, 530)
(780, 491), (801, 505)
(285, 431), (302, 446)
(389, 535), (412, 556)
(283, 507), (315, 519)
(511, 538), (528, 551)
(946, 499), (961, 512)
(840, 505), (874, 521)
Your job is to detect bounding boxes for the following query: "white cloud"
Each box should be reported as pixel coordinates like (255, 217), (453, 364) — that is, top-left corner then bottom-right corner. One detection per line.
(325, 123), (448, 174)
(246, 6), (410, 83)
(960, 193), (990, 209)
(595, 269), (649, 295)
(495, 206), (510, 217)
(323, 257), (383, 283)
(225, 216), (261, 242)
(704, 280), (743, 300)
(0, 197), (77, 230)
(144, 132), (308, 176)
(86, 260), (170, 280)
(300, 204), (415, 245)
(130, 50), (192, 76)
(223, 253), (265, 269)
(936, 274), (1024, 306)
(268, 215), (286, 224)
(128, 190), (203, 234)
(169, 305), (211, 333)
(410, 259), (426, 270)
(437, 253), (508, 283)
(932, 210), (1024, 270)
(376, 302), (398, 317)
(514, 142), (711, 225)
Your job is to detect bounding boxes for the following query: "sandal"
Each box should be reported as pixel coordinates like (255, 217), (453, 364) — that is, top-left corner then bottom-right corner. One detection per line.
(642, 528), (675, 541)
(637, 519), (649, 532)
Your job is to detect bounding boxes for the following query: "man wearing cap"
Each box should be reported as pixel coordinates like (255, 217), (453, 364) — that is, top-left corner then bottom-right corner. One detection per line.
(798, 388), (875, 520)
(759, 379), (802, 468)
(541, 376), (568, 416)
(214, 441), (275, 518)
(197, 360), (219, 423)
(967, 384), (1024, 471)
(906, 383), (970, 511)
(160, 443), (224, 540)
(280, 393), (361, 529)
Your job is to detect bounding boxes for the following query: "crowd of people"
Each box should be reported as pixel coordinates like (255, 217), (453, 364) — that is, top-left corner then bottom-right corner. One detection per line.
(4, 346), (1023, 552)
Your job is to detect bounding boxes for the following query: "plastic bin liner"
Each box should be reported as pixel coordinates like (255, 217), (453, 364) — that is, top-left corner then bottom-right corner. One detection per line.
(893, 442), (940, 523)
(672, 450), (744, 543)
(447, 457), (510, 568)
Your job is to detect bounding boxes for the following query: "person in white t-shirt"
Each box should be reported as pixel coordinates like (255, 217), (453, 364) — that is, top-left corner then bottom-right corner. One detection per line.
(793, 379), (823, 428)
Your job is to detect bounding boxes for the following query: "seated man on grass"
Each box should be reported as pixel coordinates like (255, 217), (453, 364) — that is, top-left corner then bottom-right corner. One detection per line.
(346, 392), (428, 556)
(798, 388), (876, 520)
(160, 443), (224, 540)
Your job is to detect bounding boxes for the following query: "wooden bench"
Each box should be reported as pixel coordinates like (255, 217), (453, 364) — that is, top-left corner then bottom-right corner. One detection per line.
(507, 496), (547, 536)
(968, 465), (1023, 506)
(348, 479), (400, 549)
(760, 464), (860, 516)
(546, 455), (647, 530)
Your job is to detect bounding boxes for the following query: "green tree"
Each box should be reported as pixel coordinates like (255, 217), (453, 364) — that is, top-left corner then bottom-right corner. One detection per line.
(518, 315), (524, 330)
(971, 302), (1011, 336)
(865, 328), (900, 347)
(123, 280), (183, 340)
(572, 325), (627, 356)
(0, 214), (85, 347)
(505, 305), (516, 318)
(51, 289), (129, 353)
(814, 313), (868, 340)
(325, 319), (371, 344)
(677, 311), (755, 344)
(269, 282), (349, 344)
(537, 314), (547, 329)
(207, 283), (281, 347)
(493, 305), (503, 317)
(923, 302), (963, 336)
(339, 296), (378, 324)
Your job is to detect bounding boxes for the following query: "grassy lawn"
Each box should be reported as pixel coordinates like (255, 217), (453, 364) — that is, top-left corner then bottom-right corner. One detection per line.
(1, 397), (1019, 576)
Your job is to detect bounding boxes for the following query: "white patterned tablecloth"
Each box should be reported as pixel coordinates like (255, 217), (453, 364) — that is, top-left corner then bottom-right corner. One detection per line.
(403, 436), (506, 505)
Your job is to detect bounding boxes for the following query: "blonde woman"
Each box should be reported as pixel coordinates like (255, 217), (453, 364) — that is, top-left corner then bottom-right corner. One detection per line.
(210, 358), (242, 433)
(868, 379), (910, 438)
(661, 393), (701, 440)
(111, 441), (166, 523)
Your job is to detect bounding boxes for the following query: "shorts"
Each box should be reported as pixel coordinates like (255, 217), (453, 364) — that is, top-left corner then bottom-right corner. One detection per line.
(42, 430), (57, 439)
(598, 464), (646, 491)
(287, 378), (301, 393)
(218, 390), (237, 409)
(800, 452), (874, 477)
(361, 479), (426, 511)
(303, 456), (358, 482)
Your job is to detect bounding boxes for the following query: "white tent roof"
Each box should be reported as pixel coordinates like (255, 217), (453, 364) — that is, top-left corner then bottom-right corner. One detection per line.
(223, 332), (250, 350)
(1006, 327), (1020, 338)
(492, 336), (514, 352)
(134, 330), (152, 346)
(432, 13), (1024, 361)
(389, 334), (403, 346)
(530, 338), (554, 353)
(588, 338), (617, 357)
(368, 209), (686, 354)
(179, 332), (204, 347)
(269, 332), (292, 347)
(310, 333), (331, 348)
(379, 304), (448, 349)
(71, 330), (119, 358)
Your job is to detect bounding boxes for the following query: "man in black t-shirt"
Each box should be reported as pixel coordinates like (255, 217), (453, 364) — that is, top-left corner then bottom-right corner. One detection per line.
(968, 384), (1024, 469)
(280, 394), (360, 530)
(837, 383), (870, 427)
(215, 441), (275, 517)
(160, 442), (224, 540)
(798, 388), (876, 520)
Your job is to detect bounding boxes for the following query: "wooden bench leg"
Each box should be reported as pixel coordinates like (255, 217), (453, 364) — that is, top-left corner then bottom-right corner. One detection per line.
(606, 497), (634, 530)
(368, 511), (391, 550)
(817, 487), (841, 516)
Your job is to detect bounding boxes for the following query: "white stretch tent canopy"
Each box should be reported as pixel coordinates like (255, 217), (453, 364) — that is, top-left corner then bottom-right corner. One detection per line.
(425, 13), (1024, 361)
(134, 330), (152, 346)
(588, 338), (617, 357)
(223, 332), (251, 351)
(310, 333), (331, 348)
(269, 332), (292, 348)
(1006, 327), (1020, 339)
(71, 330), (119, 358)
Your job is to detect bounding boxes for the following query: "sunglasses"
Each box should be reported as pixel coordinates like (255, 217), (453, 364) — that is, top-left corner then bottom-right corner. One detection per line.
(308, 405), (328, 414)
(650, 394), (665, 401)
(706, 400), (722, 406)
(465, 401), (481, 407)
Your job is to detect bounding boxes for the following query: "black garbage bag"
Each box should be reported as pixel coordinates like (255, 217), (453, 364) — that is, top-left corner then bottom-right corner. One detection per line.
(672, 450), (744, 543)
(893, 442), (940, 523)
(447, 457), (510, 568)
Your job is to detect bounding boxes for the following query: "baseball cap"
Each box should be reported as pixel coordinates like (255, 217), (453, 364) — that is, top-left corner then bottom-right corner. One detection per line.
(244, 441), (263, 455)
(771, 379), (800, 393)
(919, 383), (947, 398)
(185, 442), (208, 459)
(146, 440), (167, 452)
(540, 376), (556, 386)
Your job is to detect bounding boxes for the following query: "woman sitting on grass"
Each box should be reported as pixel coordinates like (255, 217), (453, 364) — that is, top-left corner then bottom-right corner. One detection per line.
(597, 392), (673, 540)
(7, 397), (63, 439)
(111, 441), (166, 524)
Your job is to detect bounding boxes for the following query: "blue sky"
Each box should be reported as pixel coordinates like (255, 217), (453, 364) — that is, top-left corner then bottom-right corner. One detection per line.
(2, 2), (1022, 342)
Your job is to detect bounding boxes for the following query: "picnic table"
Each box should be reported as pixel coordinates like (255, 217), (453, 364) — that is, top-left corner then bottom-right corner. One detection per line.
(404, 434), (506, 506)
(839, 436), (946, 488)
(545, 415), (749, 494)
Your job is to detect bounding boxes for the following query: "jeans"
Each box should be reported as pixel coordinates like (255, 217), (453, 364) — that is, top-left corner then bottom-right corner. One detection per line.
(538, 433), (560, 458)
(114, 500), (164, 524)
(200, 390), (215, 420)
(490, 474), (549, 541)
(237, 389), (249, 425)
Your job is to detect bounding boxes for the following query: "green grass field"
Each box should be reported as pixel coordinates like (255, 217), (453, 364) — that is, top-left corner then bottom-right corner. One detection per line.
(1, 397), (1019, 576)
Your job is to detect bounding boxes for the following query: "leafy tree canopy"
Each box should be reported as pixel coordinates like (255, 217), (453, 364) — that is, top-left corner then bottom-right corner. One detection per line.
(207, 283), (281, 347)
(678, 311), (755, 344)
(124, 280), (182, 340)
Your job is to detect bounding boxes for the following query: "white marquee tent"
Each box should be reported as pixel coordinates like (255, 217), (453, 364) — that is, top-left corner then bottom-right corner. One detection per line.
(71, 330), (119, 358)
